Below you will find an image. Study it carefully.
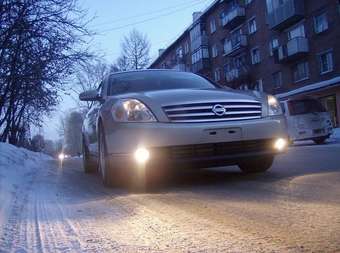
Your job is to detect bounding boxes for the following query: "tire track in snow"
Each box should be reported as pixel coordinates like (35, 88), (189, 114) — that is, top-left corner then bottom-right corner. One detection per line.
(0, 170), (36, 252)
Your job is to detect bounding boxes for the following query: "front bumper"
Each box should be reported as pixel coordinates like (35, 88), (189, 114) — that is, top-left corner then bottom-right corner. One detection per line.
(104, 116), (287, 166)
(108, 138), (285, 169)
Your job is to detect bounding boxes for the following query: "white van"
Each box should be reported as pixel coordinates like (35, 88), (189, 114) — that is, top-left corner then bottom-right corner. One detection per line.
(281, 97), (333, 144)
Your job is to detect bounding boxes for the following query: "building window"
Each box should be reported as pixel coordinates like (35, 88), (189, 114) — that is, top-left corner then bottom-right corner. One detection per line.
(266, 0), (285, 13)
(210, 19), (216, 34)
(251, 47), (261, 64)
(272, 71), (282, 89)
(248, 17), (257, 34)
(214, 68), (221, 81)
(191, 47), (209, 64)
(293, 61), (309, 83)
(211, 44), (218, 58)
(224, 28), (243, 54)
(288, 23), (305, 40)
(176, 47), (183, 58)
(314, 13), (328, 34)
(319, 50), (334, 74)
(184, 42), (189, 54)
(269, 38), (279, 56)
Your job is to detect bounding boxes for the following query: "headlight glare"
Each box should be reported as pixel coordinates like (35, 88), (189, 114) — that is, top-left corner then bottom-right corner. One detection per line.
(267, 95), (282, 116)
(113, 99), (157, 122)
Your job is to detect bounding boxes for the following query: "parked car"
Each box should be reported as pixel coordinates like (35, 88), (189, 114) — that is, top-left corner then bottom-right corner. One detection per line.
(79, 70), (288, 187)
(280, 97), (333, 144)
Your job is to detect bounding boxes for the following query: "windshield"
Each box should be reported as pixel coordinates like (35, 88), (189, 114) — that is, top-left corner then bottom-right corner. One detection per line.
(288, 99), (326, 115)
(108, 71), (219, 95)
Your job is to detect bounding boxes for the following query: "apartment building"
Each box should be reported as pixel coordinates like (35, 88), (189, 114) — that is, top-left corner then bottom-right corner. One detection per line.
(149, 0), (340, 126)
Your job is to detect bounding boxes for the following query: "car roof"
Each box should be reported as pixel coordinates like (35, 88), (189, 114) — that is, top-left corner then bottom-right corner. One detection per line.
(108, 69), (188, 78)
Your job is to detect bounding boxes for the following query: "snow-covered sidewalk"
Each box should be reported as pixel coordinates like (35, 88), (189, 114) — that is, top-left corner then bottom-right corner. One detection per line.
(0, 143), (51, 250)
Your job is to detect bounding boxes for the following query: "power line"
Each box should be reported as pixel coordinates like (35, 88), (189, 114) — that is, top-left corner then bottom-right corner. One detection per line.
(97, 0), (209, 33)
(90, 0), (205, 28)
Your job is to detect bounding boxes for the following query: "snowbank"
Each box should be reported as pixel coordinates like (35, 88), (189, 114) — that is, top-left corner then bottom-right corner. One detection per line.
(0, 142), (51, 170)
(0, 142), (51, 237)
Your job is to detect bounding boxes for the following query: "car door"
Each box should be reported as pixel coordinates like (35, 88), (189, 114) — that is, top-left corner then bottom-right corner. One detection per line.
(86, 82), (106, 155)
(86, 105), (100, 155)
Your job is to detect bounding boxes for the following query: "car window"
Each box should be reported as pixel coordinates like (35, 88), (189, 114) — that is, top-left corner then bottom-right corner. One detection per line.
(288, 99), (326, 115)
(108, 71), (220, 95)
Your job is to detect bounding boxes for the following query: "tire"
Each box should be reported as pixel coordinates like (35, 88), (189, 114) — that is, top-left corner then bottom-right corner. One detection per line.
(313, 137), (327, 145)
(98, 124), (122, 187)
(238, 156), (274, 174)
(82, 137), (96, 174)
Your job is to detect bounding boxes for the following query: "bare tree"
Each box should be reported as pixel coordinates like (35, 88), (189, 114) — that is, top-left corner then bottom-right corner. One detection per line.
(31, 134), (45, 152)
(110, 64), (120, 73)
(0, 0), (93, 145)
(119, 29), (151, 70)
(115, 55), (130, 71)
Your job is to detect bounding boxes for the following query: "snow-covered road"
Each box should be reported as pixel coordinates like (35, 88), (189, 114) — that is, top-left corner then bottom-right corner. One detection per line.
(1, 142), (340, 252)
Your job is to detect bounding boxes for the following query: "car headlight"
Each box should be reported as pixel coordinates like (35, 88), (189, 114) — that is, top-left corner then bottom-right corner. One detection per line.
(267, 95), (282, 116)
(112, 99), (157, 122)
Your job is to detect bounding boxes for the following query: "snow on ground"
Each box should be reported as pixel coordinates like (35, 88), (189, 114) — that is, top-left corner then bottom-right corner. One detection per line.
(0, 142), (50, 169)
(0, 139), (340, 252)
(0, 143), (50, 246)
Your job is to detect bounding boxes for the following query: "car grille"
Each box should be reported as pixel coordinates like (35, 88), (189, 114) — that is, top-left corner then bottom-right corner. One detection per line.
(153, 139), (273, 160)
(163, 100), (262, 123)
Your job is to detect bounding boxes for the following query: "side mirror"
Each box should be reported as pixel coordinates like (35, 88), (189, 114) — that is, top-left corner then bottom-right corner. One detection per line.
(79, 90), (101, 101)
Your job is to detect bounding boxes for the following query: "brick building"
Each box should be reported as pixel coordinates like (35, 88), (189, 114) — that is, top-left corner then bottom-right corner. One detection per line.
(149, 0), (340, 126)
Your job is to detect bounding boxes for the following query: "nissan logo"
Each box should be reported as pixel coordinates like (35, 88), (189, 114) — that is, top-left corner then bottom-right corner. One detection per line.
(212, 104), (226, 116)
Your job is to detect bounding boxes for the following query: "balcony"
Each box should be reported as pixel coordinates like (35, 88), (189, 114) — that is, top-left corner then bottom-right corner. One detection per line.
(267, 0), (304, 31)
(223, 35), (247, 57)
(221, 6), (246, 29)
(225, 67), (250, 83)
(274, 37), (309, 63)
(192, 59), (210, 73)
(190, 35), (209, 52)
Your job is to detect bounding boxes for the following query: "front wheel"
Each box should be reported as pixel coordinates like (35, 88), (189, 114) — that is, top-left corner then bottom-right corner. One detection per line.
(98, 126), (123, 187)
(313, 136), (327, 145)
(82, 137), (96, 174)
(238, 156), (274, 174)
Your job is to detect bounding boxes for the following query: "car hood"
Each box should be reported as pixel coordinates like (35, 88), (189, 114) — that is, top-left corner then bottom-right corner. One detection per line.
(115, 88), (265, 106)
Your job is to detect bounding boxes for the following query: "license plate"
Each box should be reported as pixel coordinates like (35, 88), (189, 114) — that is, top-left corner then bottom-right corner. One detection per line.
(204, 127), (242, 141)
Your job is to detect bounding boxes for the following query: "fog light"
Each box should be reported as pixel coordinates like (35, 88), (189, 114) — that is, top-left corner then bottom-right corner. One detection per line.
(274, 138), (287, 151)
(134, 147), (150, 164)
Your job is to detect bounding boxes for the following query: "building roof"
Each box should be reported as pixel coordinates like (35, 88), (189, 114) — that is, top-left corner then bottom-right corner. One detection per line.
(277, 75), (340, 99)
(149, 0), (220, 68)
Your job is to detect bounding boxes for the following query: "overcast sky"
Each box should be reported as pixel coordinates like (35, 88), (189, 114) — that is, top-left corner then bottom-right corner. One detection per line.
(41, 0), (213, 140)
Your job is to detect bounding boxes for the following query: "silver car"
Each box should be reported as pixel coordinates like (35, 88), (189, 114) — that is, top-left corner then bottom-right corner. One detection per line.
(80, 70), (288, 187)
